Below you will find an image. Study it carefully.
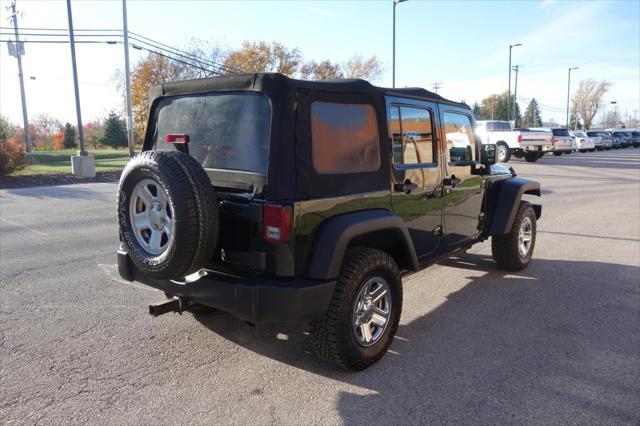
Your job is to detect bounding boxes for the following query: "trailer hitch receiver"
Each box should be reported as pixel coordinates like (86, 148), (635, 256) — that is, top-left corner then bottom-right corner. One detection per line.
(149, 297), (190, 316)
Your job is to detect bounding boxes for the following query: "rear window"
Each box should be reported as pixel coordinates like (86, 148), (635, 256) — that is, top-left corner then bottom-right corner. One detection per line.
(311, 102), (380, 174)
(551, 129), (570, 137)
(152, 92), (271, 175)
(486, 121), (511, 131)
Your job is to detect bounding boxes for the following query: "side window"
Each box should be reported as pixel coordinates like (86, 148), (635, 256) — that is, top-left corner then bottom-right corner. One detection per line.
(311, 102), (381, 174)
(443, 111), (475, 163)
(389, 105), (436, 166)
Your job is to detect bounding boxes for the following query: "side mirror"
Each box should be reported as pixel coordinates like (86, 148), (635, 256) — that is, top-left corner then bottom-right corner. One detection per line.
(480, 144), (496, 166)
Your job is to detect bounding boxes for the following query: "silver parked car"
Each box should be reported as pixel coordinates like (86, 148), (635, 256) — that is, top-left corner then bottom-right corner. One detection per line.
(570, 131), (596, 152)
(529, 128), (573, 155)
(586, 131), (612, 150)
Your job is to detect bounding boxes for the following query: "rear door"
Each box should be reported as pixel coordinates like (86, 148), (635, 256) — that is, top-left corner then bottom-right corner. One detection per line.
(387, 98), (443, 259)
(439, 107), (485, 246)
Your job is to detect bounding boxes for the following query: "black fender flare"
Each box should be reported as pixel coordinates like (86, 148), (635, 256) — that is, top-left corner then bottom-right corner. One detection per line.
(306, 209), (419, 280)
(488, 177), (542, 235)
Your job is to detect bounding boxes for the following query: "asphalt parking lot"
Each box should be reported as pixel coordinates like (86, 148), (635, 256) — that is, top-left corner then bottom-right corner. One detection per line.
(1, 149), (639, 425)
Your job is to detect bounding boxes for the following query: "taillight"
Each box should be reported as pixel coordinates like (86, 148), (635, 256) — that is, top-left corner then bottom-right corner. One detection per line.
(551, 137), (557, 144)
(166, 134), (190, 144)
(580, 139), (585, 143)
(263, 204), (292, 243)
(517, 134), (523, 143)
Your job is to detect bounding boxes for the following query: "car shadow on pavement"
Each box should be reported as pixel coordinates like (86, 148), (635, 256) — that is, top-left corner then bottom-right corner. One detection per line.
(193, 254), (639, 423)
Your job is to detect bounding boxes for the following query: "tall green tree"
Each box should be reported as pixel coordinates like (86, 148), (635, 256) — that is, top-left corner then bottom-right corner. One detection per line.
(472, 102), (481, 119)
(100, 112), (128, 148)
(522, 98), (543, 128)
(0, 115), (17, 141)
(477, 92), (520, 124)
(568, 103), (582, 130)
(62, 123), (77, 149)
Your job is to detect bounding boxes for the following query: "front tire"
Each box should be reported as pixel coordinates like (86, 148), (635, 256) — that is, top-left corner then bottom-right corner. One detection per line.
(491, 201), (537, 272)
(309, 248), (402, 371)
(553, 151), (563, 156)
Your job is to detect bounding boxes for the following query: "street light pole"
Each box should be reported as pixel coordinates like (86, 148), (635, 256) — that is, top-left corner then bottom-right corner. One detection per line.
(512, 65), (519, 123)
(66, 0), (86, 156)
(66, 0), (95, 177)
(392, 0), (408, 88)
(8, 1), (30, 152)
(566, 66), (578, 129)
(507, 43), (522, 123)
(122, 0), (135, 158)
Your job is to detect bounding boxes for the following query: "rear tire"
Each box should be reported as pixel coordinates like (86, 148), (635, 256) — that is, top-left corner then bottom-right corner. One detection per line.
(491, 201), (537, 272)
(524, 152), (541, 162)
(496, 143), (511, 163)
(309, 248), (402, 371)
(117, 150), (218, 280)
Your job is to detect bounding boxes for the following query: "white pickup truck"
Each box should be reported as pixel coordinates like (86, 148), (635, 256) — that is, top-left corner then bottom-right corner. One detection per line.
(475, 120), (553, 163)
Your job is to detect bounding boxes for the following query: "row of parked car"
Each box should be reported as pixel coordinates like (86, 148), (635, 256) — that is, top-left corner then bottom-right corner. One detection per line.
(475, 120), (640, 163)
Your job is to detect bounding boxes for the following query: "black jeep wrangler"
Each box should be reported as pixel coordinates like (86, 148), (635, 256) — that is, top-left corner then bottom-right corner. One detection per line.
(117, 73), (541, 371)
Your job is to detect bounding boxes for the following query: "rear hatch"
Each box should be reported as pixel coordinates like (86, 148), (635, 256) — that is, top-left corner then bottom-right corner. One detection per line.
(149, 91), (290, 276)
(551, 128), (572, 149)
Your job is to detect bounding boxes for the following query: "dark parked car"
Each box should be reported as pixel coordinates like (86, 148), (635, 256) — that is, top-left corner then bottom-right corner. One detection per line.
(116, 73), (541, 370)
(622, 131), (640, 148)
(612, 131), (632, 148)
(606, 131), (622, 149)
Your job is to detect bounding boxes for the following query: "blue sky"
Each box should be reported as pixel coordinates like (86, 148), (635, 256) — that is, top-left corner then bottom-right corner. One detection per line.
(1, 0), (638, 125)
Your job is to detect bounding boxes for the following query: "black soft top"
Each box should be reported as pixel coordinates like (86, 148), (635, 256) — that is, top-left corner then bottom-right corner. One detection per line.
(145, 73), (469, 200)
(149, 72), (467, 109)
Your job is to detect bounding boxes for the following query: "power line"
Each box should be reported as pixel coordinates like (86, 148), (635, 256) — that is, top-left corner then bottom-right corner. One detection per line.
(0, 26), (120, 32)
(2, 27), (239, 75)
(128, 31), (238, 73)
(0, 39), (119, 44)
(1, 37), (224, 75)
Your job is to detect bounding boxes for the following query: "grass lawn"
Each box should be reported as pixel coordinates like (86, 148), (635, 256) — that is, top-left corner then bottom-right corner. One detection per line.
(12, 150), (131, 175)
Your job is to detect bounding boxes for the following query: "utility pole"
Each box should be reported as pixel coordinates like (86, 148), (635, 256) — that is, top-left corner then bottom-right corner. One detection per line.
(392, 0), (408, 88)
(611, 101), (617, 126)
(66, 0), (95, 177)
(491, 95), (494, 121)
(507, 43), (522, 123)
(431, 81), (443, 94)
(122, 0), (135, 157)
(512, 65), (519, 124)
(8, 1), (30, 152)
(566, 67), (578, 129)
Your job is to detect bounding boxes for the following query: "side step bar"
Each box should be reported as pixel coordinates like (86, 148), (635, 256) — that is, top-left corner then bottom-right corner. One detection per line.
(149, 297), (191, 317)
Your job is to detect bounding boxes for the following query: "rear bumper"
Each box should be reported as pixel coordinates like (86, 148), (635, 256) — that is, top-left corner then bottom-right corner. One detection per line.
(519, 143), (553, 153)
(117, 249), (335, 324)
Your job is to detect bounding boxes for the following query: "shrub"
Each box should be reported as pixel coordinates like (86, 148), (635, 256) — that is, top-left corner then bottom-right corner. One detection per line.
(0, 137), (27, 175)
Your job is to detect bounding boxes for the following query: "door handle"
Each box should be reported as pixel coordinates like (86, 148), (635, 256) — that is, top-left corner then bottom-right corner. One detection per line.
(394, 181), (418, 194)
(443, 177), (461, 187)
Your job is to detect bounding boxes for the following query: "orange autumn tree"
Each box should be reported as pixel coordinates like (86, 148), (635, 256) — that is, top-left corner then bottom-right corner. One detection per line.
(51, 131), (64, 150)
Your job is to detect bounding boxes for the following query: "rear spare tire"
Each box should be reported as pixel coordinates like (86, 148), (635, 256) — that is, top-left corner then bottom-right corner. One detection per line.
(117, 150), (218, 280)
